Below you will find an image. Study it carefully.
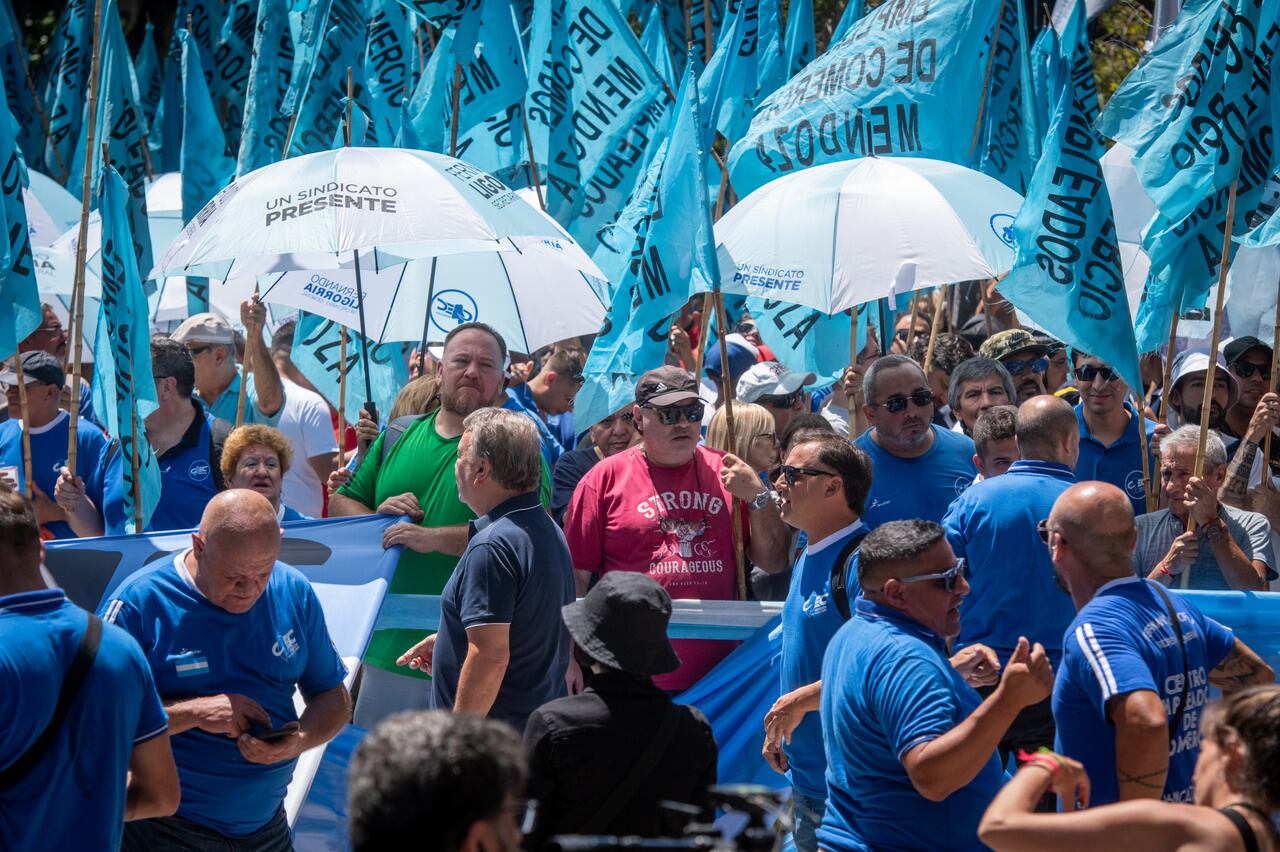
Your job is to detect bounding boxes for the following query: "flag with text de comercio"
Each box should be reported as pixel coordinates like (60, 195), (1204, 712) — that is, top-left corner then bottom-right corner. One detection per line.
(999, 42), (1142, 394)
(727, 0), (1000, 196)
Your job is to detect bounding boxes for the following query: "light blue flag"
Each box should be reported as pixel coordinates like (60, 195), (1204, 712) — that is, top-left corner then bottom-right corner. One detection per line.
(756, 0), (787, 106)
(1097, 0), (1280, 226)
(215, 0), (257, 152)
(746, 298), (869, 387)
(640, 3), (677, 92)
(728, 0), (1001, 196)
(0, 0), (40, 163)
(784, 0), (815, 78)
(998, 46), (1142, 393)
(698, 0), (762, 142)
(286, 17), (370, 157)
(829, 0), (865, 47)
(331, 96), (373, 147)
(135, 23), (163, 137)
(179, 30), (235, 224)
(524, 0), (665, 226)
(973, 0), (1037, 194)
(364, 0), (415, 147)
(391, 0), (483, 56)
(91, 166), (160, 533)
(657, 0), (689, 71)
(40, 0), (92, 182)
(1026, 24), (1056, 145)
(292, 312), (408, 427)
(576, 59), (717, 430)
(688, 0), (723, 71)
(0, 100), (38, 359)
(154, 0), (223, 170)
(1058, 0), (1099, 132)
(236, 0), (294, 177)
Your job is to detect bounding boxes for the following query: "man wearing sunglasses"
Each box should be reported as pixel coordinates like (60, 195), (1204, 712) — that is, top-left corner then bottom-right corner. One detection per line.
(979, 329), (1050, 404)
(1071, 352), (1162, 518)
(1223, 336), (1280, 481)
(737, 362), (816, 438)
(818, 519), (1052, 852)
(170, 305), (284, 427)
(855, 355), (977, 529)
(503, 348), (586, 467)
(565, 366), (788, 694)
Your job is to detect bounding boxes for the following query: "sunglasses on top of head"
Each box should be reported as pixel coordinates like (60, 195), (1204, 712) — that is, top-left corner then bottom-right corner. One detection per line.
(869, 389), (933, 413)
(642, 402), (705, 425)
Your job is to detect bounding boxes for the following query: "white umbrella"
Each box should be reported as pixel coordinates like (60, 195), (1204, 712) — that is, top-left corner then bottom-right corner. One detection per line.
(25, 170), (80, 247)
(713, 157), (1024, 314)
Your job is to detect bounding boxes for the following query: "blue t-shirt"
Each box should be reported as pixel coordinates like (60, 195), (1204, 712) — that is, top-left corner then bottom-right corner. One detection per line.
(431, 491), (576, 730)
(504, 384), (565, 467)
(855, 424), (976, 529)
(944, 460), (1079, 666)
(148, 403), (224, 533)
(779, 521), (864, 799)
(0, 410), (125, 538)
(1053, 577), (1235, 806)
(1074, 402), (1159, 517)
(202, 368), (282, 426)
(0, 590), (167, 851)
(101, 553), (347, 836)
(819, 598), (1003, 852)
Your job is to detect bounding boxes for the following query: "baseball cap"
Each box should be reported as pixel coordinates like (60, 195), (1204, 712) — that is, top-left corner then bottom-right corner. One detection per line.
(1169, 350), (1240, 410)
(978, 328), (1049, 362)
(635, 365), (701, 406)
(171, 312), (235, 345)
(0, 351), (65, 387)
(1223, 335), (1273, 366)
(737, 361), (817, 403)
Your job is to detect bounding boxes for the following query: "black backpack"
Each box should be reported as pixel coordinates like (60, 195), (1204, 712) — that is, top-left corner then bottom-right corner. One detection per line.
(379, 414), (432, 464)
(829, 530), (869, 620)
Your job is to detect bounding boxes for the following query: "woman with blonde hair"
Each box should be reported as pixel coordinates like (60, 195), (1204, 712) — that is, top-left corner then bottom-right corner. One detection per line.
(221, 424), (307, 521)
(705, 402), (779, 480)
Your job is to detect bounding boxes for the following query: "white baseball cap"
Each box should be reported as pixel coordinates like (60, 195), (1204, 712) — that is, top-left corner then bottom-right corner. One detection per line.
(736, 361), (817, 403)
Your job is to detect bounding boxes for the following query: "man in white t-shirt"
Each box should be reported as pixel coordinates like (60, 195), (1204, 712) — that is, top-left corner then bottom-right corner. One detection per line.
(270, 323), (339, 517)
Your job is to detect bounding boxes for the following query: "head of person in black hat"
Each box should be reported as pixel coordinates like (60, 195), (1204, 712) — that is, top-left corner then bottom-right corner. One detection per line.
(522, 572), (718, 845)
(1224, 336), (1276, 442)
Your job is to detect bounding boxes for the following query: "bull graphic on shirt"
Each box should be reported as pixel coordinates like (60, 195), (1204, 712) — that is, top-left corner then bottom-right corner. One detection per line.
(660, 517), (706, 558)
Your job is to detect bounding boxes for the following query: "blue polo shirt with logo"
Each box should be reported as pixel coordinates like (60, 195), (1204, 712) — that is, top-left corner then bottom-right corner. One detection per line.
(1075, 402), (1159, 517)
(148, 402), (226, 533)
(779, 521), (864, 799)
(0, 410), (125, 538)
(1, 590), (167, 851)
(854, 424), (977, 529)
(818, 597), (1003, 852)
(100, 553), (347, 837)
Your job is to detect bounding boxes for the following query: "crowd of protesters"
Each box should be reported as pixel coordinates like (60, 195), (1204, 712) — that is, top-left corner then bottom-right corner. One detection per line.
(3, 285), (1280, 851)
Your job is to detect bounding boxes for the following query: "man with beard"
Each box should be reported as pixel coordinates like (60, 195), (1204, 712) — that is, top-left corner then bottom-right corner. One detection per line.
(332, 322), (511, 726)
(979, 330), (1050, 404)
(1165, 351), (1238, 439)
(855, 355), (977, 529)
(1072, 352), (1161, 518)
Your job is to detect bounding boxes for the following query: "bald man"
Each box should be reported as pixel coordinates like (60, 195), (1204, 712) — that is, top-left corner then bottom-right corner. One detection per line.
(103, 490), (351, 850)
(943, 395), (1081, 765)
(1046, 482), (1273, 808)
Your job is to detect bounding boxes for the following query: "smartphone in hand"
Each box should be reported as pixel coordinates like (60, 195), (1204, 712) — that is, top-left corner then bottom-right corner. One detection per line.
(251, 722), (300, 743)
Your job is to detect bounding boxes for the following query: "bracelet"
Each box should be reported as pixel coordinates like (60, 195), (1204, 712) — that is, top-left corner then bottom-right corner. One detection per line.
(1016, 749), (1062, 784)
(1157, 562), (1171, 577)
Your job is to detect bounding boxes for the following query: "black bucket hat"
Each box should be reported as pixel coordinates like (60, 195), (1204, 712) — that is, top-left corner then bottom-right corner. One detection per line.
(561, 572), (681, 677)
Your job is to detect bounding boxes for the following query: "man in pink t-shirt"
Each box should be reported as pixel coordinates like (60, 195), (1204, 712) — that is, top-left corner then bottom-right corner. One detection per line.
(564, 366), (789, 691)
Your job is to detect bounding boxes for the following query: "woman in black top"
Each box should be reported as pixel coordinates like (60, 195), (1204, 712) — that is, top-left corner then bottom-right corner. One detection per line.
(979, 685), (1280, 852)
(550, 408), (639, 524)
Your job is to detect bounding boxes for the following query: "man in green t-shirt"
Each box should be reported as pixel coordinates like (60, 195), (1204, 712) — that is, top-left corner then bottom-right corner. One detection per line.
(332, 322), (508, 727)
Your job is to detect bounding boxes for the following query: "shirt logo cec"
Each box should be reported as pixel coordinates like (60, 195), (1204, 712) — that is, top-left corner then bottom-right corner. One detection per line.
(272, 629), (300, 660)
(189, 460), (211, 481)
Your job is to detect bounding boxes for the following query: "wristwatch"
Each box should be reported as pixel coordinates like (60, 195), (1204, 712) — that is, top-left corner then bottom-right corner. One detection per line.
(748, 489), (776, 510)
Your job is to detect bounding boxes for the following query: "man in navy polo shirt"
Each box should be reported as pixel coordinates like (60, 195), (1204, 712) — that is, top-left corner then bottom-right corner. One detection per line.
(761, 433), (872, 851)
(855, 355), (977, 529)
(144, 338), (230, 532)
(104, 490), (350, 850)
(0, 489), (179, 849)
(397, 408), (574, 731)
(1072, 351), (1161, 517)
(1047, 482), (1274, 805)
(944, 395), (1080, 761)
(819, 519), (1052, 852)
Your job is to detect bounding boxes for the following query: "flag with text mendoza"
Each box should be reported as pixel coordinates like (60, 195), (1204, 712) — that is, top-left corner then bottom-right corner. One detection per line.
(0, 99), (38, 359)
(576, 61), (717, 430)
(92, 166), (161, 533)
(1098, 0), (1280, 226)
(998, 45), (1142, 394)
(236, 0), (294, 177)
(727, 0), (1001, 196)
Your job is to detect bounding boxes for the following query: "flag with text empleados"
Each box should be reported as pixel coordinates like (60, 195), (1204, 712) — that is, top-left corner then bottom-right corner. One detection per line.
(727, 0), (1001, 196)
(91, 165), (160, 533)
(0, 100), (39, 359)
(236, 0), (294, 177)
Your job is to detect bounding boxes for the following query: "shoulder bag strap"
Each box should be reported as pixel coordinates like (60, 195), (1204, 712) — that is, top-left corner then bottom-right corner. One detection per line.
(1218, 805), (1261, 852)
(579, 701), (683, 833)
(1147, 580), (1190, 740)
(0, 614), (103, 790)
(830, 530), (868, 621)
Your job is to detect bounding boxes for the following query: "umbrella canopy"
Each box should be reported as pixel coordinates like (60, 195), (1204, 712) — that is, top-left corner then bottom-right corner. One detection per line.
(153, 147), (562, 280)
(713, 157), (1024, 314)
(25, 170), (81, 247)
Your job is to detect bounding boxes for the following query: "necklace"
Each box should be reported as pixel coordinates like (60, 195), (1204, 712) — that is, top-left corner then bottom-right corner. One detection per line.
(641, 447), (709, 559)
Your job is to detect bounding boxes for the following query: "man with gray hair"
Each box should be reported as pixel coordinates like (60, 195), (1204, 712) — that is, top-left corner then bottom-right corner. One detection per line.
(948, 358), (1016, 437)
(1133, 425), (1274, 591)
(397, 408), (575, 730)
(855, 355), (977, 528)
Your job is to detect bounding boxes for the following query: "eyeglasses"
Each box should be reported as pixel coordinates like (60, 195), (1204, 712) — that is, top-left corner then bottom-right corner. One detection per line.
(759, 390), (802, 409)
(778, 464), (835, 486)
(1004, 357), (1048, 376)
(1075, 364), (1120, 384)
(1036, 519), (1060, 545)
(1233, 362), (1272, 381)
(643, 402), (704, 425)
(896, 559), (969, 592)
(869, 389), (933, 413)
(754, 432), (780, 447)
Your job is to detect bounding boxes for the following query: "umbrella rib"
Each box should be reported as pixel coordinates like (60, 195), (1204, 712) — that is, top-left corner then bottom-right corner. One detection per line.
(498, 252), (531, 353)
(828, 181), (842, 316)
(378, 262), (410, 343)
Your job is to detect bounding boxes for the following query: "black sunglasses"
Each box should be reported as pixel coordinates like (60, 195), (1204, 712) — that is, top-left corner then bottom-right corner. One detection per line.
(760, 390), (802, 409)
(1004, 357), (1048, 376)
(1037, 519), (1060, 544)
(1075, 364), (1120, 384)
(897, 559), (969, 592)
(869, 389), (933, 413)
(643, 402), (704, 425)
(778, 464), (836, 486)
(1233, 362), (1272, 381)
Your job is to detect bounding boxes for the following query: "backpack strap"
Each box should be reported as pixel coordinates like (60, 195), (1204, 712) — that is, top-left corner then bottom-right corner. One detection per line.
(0, 614), (103, 790)
(379, 414), (430, 465)
(208, 416), (233, 492)
(830, 529), (869, 621)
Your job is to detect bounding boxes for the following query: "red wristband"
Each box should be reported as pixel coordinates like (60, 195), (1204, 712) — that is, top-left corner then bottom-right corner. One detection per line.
(1016, 749), (1062, 783)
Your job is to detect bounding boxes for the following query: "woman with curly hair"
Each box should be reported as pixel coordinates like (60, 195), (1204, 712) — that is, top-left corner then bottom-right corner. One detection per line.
(221, 424), (307, 522)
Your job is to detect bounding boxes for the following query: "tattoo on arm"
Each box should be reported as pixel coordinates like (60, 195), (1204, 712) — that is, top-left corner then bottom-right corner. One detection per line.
(1117, 767), (1166, 790)
(1221, 440), (1259, 507)
(1210, 641), (1273, 692)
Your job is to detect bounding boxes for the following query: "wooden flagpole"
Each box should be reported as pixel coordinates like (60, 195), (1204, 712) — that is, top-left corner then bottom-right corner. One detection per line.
(702, 0), (714, 62)
(337, 326), (348, 466)
(904, 291), (922, 354)
(1160, 314), (1180, 426)
(66, 0), (107, 476)
(922, 286), (947, 374)
(967, 0), (1009, 163)
(1263, 293), (1280, 465)
(1135, 391), (1155, 514)
(712, 289), (747, 600)
(234, 284), (259, 428)
(449, 63), (462, 157)
(1183, 178), (1238, 588)
(520, 108), (546, 211)
(14, 353), (32, 499)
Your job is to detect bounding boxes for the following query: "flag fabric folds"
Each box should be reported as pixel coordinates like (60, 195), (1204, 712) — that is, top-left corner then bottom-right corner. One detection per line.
(0, 97), (38, 359)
